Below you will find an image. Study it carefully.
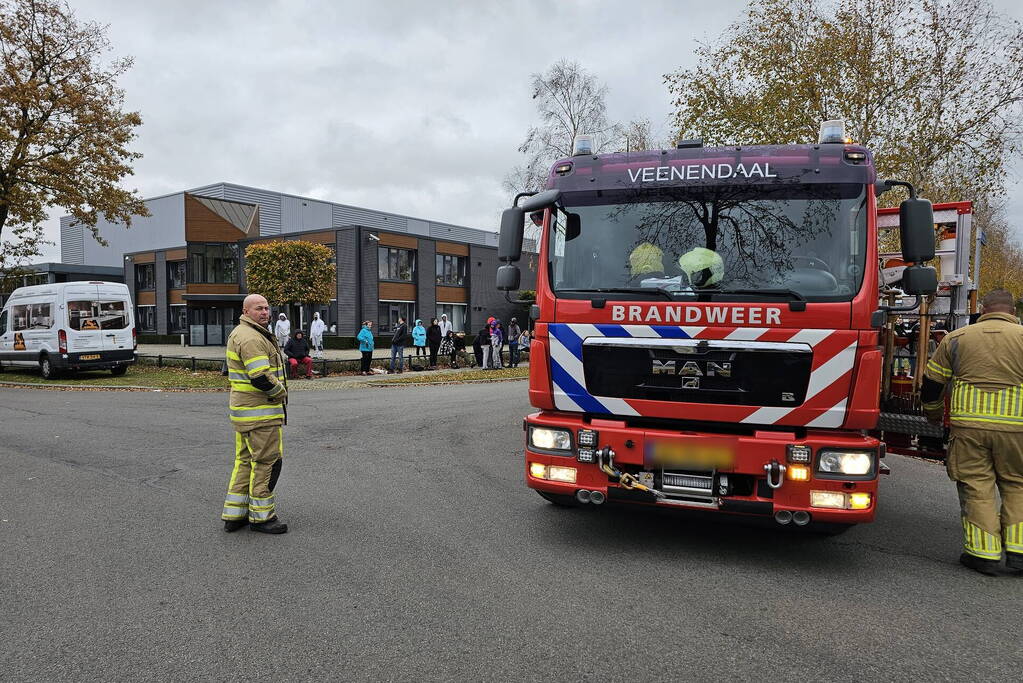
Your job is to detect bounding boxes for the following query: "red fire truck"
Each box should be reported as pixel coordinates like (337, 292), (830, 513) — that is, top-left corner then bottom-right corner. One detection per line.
(496, 121), (961, 532)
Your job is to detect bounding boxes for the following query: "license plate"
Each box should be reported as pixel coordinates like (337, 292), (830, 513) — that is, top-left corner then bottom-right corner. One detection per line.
(80, 354), (101, 360)
(646, 437), (735, 469)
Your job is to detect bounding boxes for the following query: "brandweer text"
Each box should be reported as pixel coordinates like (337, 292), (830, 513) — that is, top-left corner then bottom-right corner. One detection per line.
(611, 304), (783, 325)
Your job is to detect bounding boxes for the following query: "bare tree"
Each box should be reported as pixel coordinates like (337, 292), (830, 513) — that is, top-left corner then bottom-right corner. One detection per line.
(504, 60), (622, 195)
(0, 0), (149, 273)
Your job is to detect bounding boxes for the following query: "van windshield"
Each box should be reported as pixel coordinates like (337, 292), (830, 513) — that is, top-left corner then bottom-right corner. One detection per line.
(68, 300), (129, 331)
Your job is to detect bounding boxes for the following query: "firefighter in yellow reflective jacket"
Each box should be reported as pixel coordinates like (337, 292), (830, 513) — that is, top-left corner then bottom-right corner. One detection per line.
(221, 294), (289, 534)
(923, 289), (1023, 575)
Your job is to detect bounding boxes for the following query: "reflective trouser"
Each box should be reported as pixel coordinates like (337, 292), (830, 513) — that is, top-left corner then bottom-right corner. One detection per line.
(222, 425), (283, 523)
(946, 427), (1023, 561)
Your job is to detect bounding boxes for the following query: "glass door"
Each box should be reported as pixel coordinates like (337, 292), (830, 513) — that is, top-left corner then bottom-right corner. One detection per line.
(206, 307), (223, 345)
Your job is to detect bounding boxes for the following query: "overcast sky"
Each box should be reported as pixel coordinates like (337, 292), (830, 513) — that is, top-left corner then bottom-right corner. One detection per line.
(37, 0), (1023, 261)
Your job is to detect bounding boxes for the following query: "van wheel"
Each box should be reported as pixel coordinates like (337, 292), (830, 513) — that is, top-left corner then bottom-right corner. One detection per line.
(39, 354), (59, 380)
(110, 365), (128, 377)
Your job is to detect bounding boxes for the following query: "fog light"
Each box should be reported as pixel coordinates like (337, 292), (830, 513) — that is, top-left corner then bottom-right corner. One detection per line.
(577, 429), (598, 448)
(848, 492), (872, 510)
(787, 464), (810, 481)
(529, 462), (547, 479)
(547, 465), (577, 483)
(787, 445), (811, 463)
(577, 448), (595, 463)
(811, 490), (846, 509)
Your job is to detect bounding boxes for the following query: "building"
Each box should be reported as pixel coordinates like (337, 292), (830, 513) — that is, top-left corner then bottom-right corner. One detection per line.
(0, 262), (124, 308)
(61, 183), (534, 344)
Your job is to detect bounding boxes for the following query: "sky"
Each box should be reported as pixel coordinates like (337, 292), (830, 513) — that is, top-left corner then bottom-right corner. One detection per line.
(35, 0), (1023, 261)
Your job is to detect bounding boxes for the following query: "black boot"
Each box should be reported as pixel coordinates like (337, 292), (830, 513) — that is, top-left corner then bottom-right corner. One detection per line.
(1006, 553), (1023, 574)
(250, 517), (289, 534)
(223, 519), (248, 533)
(960, 553), (1000, 576)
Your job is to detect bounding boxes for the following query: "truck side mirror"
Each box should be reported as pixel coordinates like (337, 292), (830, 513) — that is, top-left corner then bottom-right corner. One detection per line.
(496, 264), (521, 291)
(498, 207), (525, 263)
(899, 197), (935, 263)
(901, 264), (938, 296)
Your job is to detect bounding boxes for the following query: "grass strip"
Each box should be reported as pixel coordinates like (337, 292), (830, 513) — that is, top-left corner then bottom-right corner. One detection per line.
(0, 364), (229, 389)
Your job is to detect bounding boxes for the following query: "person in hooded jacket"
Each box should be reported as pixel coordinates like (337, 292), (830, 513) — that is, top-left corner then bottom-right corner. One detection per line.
(490, 319), (504, 369)
(274, 313), (291, 348)
(309, 312), (326, 359)
(283, 330), (314, 379)
(508, 317), (522, 368)
(426, 317), (442, 368)
(357, 321), (375, 375)
(439, 313), (452, 338)
(477, 323), (493, 369)
(412, 319), (427, 361)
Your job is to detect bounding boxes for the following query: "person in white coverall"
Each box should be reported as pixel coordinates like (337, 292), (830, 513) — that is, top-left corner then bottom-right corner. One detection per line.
(309, 312), (326, 359)
(274, 313), (291, 348)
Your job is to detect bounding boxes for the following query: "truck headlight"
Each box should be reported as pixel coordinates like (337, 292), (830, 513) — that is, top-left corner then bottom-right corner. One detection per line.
(816, 449), (874, 477)
(529, 426), (572, 451)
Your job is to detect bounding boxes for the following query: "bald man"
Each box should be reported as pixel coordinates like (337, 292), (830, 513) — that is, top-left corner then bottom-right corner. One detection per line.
(221, 294), (290, 534)
(924, 289), (1023, 575)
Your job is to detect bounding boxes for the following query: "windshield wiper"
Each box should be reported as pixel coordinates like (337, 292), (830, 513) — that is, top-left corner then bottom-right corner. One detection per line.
(694, 287), (808, 310)
(556, 287), (676, 301)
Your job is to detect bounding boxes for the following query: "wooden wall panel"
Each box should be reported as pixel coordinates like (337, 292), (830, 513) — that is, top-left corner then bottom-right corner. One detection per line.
(132, 252), (155, 264)
(187, 284), (241, 295)
(378, 232), (418, 249)
(379, 282), (416, 301)
(185, 194), (247, 242)
(169, 290), (185, 304)
(292, 230), (336, 244)
(435, 285), (467, 303)
(136, 291), (156, 305)
(435, 241), (468, 256)
(166, 248), (187, 260)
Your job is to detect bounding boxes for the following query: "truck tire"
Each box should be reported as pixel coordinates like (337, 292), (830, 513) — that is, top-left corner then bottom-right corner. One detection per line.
(110, 365), (128, 377)
(536, 490), (580, 507)
(39, 354), (59, 380)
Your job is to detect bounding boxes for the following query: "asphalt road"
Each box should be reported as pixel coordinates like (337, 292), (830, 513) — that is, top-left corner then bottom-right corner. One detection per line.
(1, 384), (1020, 681)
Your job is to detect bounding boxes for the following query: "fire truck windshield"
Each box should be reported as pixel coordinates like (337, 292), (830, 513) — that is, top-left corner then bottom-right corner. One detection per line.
(548, 183), (868, 302)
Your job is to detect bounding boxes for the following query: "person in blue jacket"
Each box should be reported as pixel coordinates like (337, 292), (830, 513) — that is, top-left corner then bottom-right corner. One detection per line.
(412, 319), (427, 362)
(357, 320), (375, 375)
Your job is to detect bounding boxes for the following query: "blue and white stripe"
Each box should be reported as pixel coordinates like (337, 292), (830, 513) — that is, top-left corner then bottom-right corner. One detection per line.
(548, 323), (729, 415)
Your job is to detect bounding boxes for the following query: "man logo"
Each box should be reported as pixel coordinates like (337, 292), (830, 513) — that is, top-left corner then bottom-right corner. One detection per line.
(651, 359), (732, 389)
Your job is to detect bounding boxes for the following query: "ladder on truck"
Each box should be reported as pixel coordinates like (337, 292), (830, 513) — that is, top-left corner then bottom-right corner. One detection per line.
(874, 202), (979, 458)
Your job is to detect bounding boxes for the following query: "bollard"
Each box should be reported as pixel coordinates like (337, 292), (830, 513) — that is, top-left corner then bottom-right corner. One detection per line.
(191, 357), (196, 372)
(158, 354), (163, 368)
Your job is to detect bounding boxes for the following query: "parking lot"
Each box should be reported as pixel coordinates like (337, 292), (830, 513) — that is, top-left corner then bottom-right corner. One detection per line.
(2, 383), (1021, 681)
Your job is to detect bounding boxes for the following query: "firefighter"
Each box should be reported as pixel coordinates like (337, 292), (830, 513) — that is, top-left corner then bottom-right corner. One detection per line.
(221, 293), (290, 534)
(923, 289), (1023, 575)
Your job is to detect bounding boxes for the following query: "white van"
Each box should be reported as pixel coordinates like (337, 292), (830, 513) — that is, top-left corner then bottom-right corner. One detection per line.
(0, 281), (136, 378)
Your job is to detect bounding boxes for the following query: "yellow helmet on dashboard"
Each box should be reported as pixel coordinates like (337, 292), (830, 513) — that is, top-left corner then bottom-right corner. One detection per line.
(678, 247), (724, 287)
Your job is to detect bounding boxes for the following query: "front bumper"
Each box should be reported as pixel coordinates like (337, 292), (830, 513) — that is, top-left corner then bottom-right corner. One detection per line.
(54, 349), (136, 371)
(524, 411), (881, 525)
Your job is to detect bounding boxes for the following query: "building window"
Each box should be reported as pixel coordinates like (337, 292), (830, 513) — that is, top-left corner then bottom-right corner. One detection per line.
(435, 303), (466, 332)
(168, 261), (186, 289)
(188, 243), (239, 284)
(135, 263), (155, 290)
(136, 305), (156, 332)
(377, 301), (415, 333)
(169, 304), (187, 333)
(378, 247), (416, 282)
(435, 254), (467, 286)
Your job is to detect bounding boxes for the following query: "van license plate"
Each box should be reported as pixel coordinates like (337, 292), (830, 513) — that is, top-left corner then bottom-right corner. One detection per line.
(80, 354), (101, 360)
